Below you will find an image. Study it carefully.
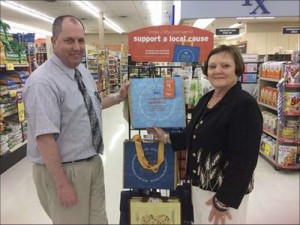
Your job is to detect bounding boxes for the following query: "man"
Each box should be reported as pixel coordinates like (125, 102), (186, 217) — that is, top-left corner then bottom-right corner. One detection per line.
(23, 15), (129, 224)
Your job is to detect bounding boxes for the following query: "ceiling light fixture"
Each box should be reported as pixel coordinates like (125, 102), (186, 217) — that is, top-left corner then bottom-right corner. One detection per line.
(147, 1), (163, 25)
(3, 20), (52, 37)
(256, 17), (275, 19)
(236, 17), (255, 20)
(193, 18), (215, 29)
(229, 23), (243, 28)
(104, 17), (124, 34)
(73, 1), (99, 18)
(236, 17), (275, 20)
(72, 1), (124, 33)
(0, 1), (54, 23)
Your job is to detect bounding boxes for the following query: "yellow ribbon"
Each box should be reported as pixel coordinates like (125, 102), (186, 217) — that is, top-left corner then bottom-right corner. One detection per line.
(132, 134), (165, 173)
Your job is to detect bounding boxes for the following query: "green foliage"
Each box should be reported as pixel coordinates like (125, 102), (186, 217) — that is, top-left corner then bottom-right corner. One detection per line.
(0, 19), (25, 54)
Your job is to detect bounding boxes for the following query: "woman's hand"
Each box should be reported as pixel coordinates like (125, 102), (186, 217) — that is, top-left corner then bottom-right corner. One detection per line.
(206, 197), (232, 225)
(147, 127), (166, 142)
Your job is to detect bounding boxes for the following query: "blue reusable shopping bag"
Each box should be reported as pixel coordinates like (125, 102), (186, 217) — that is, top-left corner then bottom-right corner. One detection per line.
(123, 139), (177, 190)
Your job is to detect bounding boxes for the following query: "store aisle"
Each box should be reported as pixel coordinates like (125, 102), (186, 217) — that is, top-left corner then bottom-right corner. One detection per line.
(1, 103), (299, 224)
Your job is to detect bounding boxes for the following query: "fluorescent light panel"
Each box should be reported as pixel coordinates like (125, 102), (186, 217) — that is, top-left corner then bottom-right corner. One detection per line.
(4, 20), (52, 37)
(147, 1), (163, 25)
(72, 1), (124, 33)
(193, 18), (215, 29)
(256, 17), (275, 19)
(73, 1), (99, 18)
(236, 17), (255, 20)
(236, 17), (275, 20)
(1, 1), (54, 23)
(104, 18), (124, 34)
(229, 23), (243, 28)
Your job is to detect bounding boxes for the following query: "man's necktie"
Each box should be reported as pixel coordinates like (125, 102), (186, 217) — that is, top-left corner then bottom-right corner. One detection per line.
(74, 69), (103, 154)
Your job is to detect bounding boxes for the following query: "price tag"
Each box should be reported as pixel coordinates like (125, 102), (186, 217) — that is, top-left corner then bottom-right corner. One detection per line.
(9, 90), (17, 98)
(6, 63), (14, 71)
(17, 102), (25, 122)
(164, 78), (175, 98)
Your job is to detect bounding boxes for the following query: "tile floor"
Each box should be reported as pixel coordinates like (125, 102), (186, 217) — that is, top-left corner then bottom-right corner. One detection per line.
(1, 103), (299, 224)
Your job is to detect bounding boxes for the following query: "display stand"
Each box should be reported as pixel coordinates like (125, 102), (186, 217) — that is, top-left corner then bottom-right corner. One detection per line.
(120, 63), (193, 225)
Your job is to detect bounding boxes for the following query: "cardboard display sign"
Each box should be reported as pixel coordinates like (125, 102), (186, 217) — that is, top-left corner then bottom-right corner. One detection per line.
(128, 25), (214, 62)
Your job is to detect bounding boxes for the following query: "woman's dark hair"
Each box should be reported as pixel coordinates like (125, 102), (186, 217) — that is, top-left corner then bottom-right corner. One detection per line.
(203, 45), (245, 77)
(52, 15), (85, 37)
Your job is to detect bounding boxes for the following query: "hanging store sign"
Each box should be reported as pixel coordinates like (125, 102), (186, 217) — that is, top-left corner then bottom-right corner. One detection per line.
(216, 28), (240, 35)
(179, 1), (299, 20)
(282, 27), (300, 34)
(128, 25), (214, 63)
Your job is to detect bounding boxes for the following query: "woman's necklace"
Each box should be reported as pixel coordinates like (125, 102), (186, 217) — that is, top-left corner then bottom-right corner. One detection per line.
(207, 94), (224, 108)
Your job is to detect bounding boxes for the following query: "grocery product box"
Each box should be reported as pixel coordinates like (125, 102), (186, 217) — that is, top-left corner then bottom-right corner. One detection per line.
(277, 145), (297, 167)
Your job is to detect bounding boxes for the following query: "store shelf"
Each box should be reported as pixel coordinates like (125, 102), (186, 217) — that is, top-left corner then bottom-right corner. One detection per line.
(3, 109), (18, 118)
(284, 83), (300, 88)
(259, 150), (276, 165)
(278, 137), (300, 144)
(263, 129), (277, 139)
(258, 62), (300, 171)
(259, 77), (280, 82)
(276, 164), (300, 170)
(10, 140), (27, 153)
(0, 140), (27, 174)
(0, 64), (29, 68)
(0, 88), (23, 97)
(283, 111), (300, 116)
(0, 57), (30, 174)
(258, 101), (277, 111)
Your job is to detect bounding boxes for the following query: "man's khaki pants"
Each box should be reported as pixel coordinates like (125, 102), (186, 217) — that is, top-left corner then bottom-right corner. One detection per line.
(33, 155), (108, 224)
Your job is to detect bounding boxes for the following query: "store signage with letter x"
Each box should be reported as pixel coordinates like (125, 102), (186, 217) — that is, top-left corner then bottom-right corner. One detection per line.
(242, 0), (271, 15)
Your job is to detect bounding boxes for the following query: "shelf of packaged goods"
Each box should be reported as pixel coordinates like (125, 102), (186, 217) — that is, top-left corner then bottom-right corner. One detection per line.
(0, 140), (27, 174)
(278, 137), (300, 144)
(258, 101), (277, 111)
(259, 150), (300, 170)
(9, 140), (27, 153)
(259, 77), (280, 82)
(0, 88), (23, 97)
(3, 109), (18, 118)
(283, 111), (300, 116)
(263, 129), (277, 139)
(259, 150), (276, 165)
(0, 64), (29, 68)
(284, 83), (300, 88)
(276, 164), (300, 170)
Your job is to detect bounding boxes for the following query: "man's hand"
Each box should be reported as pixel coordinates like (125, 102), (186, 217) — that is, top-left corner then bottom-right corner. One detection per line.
(57, 181), (78, 207)
(118, 81), (130, 102)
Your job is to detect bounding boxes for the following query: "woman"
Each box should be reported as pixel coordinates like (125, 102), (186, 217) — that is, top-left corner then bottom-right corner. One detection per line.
(149, 45), (263, 224)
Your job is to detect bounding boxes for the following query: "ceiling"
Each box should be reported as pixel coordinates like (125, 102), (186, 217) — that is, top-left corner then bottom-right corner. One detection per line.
(0, 1), (174, 34)
(0, 1), (299, 36)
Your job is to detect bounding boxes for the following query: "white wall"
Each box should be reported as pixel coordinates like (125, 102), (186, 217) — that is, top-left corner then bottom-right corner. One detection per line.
(85, 33), (128, 53)
(245, 22), (299, 54)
